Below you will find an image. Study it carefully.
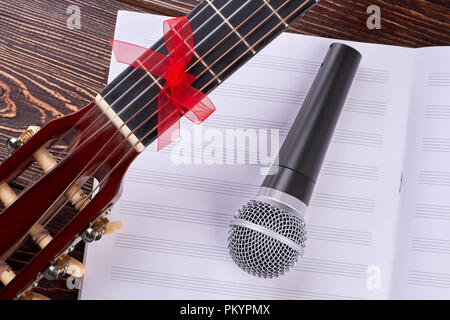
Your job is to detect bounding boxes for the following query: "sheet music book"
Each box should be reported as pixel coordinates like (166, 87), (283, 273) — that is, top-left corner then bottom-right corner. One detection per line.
(80, 11), (450, 300)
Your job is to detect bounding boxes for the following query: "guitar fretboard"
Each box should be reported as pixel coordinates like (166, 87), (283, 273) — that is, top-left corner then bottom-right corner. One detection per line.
(100, 0), (318, 147)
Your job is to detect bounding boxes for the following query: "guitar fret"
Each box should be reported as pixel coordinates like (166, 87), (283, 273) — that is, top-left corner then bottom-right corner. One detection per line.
(136, 60), (164, 90)
(192, 32), (219, 82)
(99, 0), (319, 149)
(262, 0), (289, 27)
(166, 25), (220, 82)
(197, 52), (221, 83)
(188, 35), (220, 82)
(205, 0), (256, 55)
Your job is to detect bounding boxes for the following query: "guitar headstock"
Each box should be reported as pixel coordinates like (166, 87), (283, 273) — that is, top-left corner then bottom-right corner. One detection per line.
(0, 101), (137, 299)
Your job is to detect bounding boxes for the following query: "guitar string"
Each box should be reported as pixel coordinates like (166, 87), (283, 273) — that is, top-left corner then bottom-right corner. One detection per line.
(40, 0), (290, 176)
(101, 0), (295, 149)
(57, 0), (258, 154)
(1, 0), (293, 259)
(65, 0), (293, 160)
(30, 0), (237, 164)
(4, 0), (289, 251)
(93, 0), (282, 138)
(0, 0), (242, 266)
(81, 0), (261, 144)
(8, 0), (307, 264)
(21, 0), (277, 172)
(38, 0), (311, 239)
(102, 0), (250, 103)
(88, 0), (292, 148)
(40, 0), (303, 235)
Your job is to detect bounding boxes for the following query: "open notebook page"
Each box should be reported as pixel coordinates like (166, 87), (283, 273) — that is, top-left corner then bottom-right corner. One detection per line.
(392, 47), (450, 299)
(80, 11), (413, 300)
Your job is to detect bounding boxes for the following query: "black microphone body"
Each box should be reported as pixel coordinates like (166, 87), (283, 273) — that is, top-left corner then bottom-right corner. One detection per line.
(262, 43), (362, 206)
(229, 43), (362, 278)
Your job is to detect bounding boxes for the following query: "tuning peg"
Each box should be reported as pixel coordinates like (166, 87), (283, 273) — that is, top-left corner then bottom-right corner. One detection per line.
(0, 182), (86, 280)
(5, 126), (40, 154)
(66, 257), (86, 278)
(104, 221), (123, 235)
(0, 262), (16, 286)
(0, 182), (18, 207)
(29, 225), (86, 278)
(0, 262), (51, 300)
(16, 126), (91, 211)
(2, 126), (120, 283)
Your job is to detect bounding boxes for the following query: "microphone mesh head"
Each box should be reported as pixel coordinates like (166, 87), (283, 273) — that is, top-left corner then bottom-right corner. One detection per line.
(228, 200), (307, 278)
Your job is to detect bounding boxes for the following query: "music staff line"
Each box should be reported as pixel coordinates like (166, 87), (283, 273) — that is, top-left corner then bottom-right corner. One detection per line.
(418, 170), (450, 187)
(428, 72), (450, 87)
(124, 169), (377, 214)
(234, 54), (391, 84)
(152, 141), (380, 180)
(118, 200), (373, 246)
(408, 270), (450, 290)
(422, 137), (450, 153)
(205, 114), (385, 146)
(211, 83), (388, 116)
(209, 113), (385, 135)
(416, 203), (450, 221)
(425, 105), (450, 120)
(412, 236), (450, 255)
(113, 233), (368, 279)
(172, 113), (385, 149)
(110, 265), (359, 300)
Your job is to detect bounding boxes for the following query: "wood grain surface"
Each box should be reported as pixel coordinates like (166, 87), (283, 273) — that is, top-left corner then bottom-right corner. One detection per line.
(0, 0), (448, 300)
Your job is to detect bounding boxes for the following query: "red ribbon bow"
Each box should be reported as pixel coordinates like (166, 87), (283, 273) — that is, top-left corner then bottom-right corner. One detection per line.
(110, 17), (215, 150)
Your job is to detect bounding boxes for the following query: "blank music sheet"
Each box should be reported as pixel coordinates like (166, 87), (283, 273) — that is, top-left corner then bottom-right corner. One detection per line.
(81, 11), (421, 299)
(392, 47), (450, 299)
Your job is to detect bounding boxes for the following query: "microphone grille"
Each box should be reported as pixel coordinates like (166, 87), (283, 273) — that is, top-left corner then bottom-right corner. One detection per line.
(228, 200), (307, 278)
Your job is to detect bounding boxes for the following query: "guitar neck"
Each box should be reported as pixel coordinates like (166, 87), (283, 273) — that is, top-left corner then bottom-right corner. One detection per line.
(99, 0), (318, 148)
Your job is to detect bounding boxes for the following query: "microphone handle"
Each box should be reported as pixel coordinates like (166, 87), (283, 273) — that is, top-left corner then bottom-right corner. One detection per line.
(262, 43), (362, 205)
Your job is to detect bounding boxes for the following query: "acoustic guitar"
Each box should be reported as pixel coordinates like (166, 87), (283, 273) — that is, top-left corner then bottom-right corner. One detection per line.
(0, 0), (318, 299)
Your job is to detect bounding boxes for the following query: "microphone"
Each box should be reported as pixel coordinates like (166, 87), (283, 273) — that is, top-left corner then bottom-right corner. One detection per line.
(228, 43), (362, 278)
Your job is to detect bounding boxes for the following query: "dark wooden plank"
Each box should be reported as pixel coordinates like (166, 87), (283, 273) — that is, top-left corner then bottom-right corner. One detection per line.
(0, 0), (448, 300)
(131, 0), (450, 47)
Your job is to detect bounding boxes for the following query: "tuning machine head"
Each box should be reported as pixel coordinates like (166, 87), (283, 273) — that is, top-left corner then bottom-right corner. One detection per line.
(81, 205), (122, 243)
(82, 226), (104, 243)
(43, 254), (86, 280)
(43, 265), (65, 281)
(5, 126), (40, 154)
(82, 216), (109, 243)
(6, 137), (21, 154)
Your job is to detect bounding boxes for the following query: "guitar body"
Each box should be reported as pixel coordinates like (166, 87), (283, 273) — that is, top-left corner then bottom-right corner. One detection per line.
(0, 103), (138, 299)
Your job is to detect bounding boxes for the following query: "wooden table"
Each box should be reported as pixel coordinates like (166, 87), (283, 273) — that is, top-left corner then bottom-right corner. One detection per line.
(0, 0), (448, 300)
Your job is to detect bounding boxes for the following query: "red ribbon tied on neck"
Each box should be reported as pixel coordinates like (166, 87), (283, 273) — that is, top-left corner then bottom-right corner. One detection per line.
(110, 17), (215, 150)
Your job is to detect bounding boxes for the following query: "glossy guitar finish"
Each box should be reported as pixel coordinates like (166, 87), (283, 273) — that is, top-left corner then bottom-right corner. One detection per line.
(0, 103), (138, 299)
